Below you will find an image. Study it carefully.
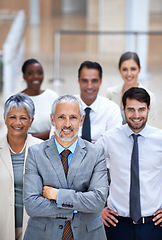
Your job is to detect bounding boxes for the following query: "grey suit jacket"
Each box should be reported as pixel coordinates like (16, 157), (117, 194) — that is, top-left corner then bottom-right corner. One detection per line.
(23, 137), (108, 240)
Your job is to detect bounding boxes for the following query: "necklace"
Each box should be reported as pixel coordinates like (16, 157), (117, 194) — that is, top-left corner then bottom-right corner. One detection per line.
(8, 138), (27, 154)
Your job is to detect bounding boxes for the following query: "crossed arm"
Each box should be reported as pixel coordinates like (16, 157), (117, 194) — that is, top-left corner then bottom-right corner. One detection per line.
(24, 146), (108, 217)
(101, 207), (162, 227)
(42, 186), (58, 200)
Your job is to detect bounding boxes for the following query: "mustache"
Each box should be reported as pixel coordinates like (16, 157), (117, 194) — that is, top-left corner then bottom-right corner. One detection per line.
(61, 126), (74, 131)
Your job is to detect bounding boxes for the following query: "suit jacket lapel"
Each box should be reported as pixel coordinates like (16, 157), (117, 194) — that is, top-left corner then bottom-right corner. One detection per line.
(68, 138), (87, 188)
(0, 135), (14, 179)
(45, 138), (68, 188)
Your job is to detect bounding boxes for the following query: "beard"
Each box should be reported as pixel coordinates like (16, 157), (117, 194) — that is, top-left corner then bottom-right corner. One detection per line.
(127, 120), (146, 131)
(55, 126), (79, 142)
(126, 116), (148, 132)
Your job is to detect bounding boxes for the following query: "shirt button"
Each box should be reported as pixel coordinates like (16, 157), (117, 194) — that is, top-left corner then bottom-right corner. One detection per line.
(59, 225), (63, 229)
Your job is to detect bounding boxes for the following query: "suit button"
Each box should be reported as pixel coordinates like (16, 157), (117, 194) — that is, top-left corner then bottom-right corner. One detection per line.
(59, 225), (63, 229)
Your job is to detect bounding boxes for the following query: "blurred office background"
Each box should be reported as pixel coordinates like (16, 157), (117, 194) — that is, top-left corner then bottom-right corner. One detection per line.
(0, 0), (162, 129)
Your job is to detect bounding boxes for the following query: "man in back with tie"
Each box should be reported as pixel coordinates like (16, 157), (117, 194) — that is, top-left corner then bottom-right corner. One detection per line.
(77, 61), (122, 143)
(23, 94), (108, 240)
(96, 87), (162, 240)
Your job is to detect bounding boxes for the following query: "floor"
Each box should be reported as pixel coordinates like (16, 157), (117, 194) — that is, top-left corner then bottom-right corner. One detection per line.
(0, 12), (162, 132)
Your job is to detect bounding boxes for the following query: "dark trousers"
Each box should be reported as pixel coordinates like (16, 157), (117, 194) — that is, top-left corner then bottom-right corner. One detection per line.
(105, 221), (162, 240)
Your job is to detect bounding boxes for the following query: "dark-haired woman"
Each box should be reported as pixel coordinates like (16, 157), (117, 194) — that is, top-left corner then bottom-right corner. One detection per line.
(21, 59), (58, 140)
(106, 52), (156, 125)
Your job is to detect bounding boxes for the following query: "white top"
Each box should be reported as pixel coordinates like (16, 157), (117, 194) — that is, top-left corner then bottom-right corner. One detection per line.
(96, 124), (162, 217)
(106, 83), (156, 126)
(77, 95), (122, 143)
(28, 89), (58, 134)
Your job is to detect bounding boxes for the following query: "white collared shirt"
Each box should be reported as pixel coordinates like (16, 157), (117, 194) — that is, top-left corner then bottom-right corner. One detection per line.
(77, 95), (122, 143)
(96, 124), (162, 217)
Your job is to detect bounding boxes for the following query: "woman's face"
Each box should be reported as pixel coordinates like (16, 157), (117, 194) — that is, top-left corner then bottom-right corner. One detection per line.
(119, 59), (141, 86)
(5, 106), (32, 138)
(23, 63), (44, 91)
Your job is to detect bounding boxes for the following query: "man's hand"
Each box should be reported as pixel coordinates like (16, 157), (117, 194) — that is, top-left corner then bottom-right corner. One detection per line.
(153, 209), (162, 227)
(42, 186), (58, 200)
(101, 207), (118, 227)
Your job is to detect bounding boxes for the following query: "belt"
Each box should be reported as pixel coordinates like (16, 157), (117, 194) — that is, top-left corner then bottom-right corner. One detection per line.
(117, 216), (153, 224)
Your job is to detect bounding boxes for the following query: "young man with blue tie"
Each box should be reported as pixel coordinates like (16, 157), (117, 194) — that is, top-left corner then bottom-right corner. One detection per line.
(97, 87), (162, 240)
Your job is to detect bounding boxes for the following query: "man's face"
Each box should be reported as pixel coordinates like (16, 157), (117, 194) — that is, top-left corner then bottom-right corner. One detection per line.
(123, 98), (150, 133)
(51, 102), (84, 147)
(78, 67), (102, 106)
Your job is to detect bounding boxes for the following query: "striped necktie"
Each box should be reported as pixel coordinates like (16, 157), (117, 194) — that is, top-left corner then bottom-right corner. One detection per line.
(60, 150), (74, 240)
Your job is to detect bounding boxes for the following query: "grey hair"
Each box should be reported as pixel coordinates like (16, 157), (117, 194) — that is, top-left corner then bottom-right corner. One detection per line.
(51, 94), (84, 120)
(4, 93), (35, 121)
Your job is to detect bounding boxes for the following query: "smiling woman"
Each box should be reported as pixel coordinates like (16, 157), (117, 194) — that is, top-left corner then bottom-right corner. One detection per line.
(6, 106), (32, 149)
(21, 59), (58, 140)
(0, 93), (42, 240)
(106, 52), (156, 126)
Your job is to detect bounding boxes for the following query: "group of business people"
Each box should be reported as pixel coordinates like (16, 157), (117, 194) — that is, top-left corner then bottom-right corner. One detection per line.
(0, 52), (161, 240)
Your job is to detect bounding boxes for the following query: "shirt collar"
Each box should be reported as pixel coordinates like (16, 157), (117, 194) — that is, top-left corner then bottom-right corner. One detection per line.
(54, 137), (78, 154)
(124, 123), (149, 138)
(80, 95), (98, 113)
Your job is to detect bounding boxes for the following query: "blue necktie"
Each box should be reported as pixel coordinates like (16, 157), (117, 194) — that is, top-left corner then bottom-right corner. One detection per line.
(82, 107), (91, 142)
(130, 134), (141, 222)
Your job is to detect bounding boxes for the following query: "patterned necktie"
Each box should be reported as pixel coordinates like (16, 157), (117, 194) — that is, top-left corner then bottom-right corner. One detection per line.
(61, 149), (71, 177)
(130, 134), (141, 222)
(60, 150), (73, 240)
(82, 107), (91, 142)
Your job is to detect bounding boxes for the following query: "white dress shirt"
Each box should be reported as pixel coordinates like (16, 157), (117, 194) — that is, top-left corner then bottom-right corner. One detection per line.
(77, 95), (122, 143)
(96, 124), (162, 217)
